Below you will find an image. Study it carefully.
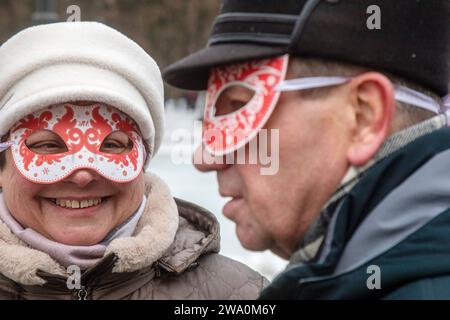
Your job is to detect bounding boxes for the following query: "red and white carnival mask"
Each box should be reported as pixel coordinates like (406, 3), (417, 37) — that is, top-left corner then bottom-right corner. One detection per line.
(204, 54), (289, 156)
(9, 103), (146, 184)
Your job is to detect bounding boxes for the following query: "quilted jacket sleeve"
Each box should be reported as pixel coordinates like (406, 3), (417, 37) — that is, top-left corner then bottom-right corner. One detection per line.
(129, 253), (269, 300)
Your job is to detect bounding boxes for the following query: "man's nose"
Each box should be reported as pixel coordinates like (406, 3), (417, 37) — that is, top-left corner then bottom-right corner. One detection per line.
(64, 168), (101, 188)
(193, 145), (230, 172)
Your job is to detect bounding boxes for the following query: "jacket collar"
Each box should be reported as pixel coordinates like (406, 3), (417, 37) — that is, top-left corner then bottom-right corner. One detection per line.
(294, 113), (448, 264)
(261, 126), (450, 299)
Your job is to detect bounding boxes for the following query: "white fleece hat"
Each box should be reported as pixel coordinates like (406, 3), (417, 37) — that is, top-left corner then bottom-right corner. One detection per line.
(0, 22), (164, 166)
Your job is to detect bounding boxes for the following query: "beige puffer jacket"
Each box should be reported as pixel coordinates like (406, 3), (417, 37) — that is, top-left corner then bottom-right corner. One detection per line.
(0, 174), (268, 299)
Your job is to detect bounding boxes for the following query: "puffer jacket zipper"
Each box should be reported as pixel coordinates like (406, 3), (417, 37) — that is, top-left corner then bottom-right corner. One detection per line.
(34, 254), (119, 300)
(73, 285), (89, 300)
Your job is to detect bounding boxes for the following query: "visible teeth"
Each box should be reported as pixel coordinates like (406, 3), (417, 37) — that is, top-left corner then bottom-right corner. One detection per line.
(52, 198), (104, 209)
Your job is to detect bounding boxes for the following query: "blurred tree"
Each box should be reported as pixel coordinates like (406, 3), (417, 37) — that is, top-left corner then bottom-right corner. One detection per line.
(0, 0), (220, 98)
(32, 0), (58, 24)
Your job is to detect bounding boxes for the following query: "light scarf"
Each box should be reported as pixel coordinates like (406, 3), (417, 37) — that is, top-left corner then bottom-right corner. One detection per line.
(0, 193), (146, 270)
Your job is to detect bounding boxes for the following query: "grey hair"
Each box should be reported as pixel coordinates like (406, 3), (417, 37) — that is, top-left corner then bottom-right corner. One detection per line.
(287, 57), (441, 132)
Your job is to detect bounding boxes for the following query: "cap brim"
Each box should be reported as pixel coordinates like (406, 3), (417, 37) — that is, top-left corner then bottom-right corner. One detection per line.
(163, 44), (287, 90)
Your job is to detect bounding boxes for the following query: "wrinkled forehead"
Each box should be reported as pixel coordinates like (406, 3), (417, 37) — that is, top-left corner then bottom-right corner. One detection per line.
(11, 102), (141, 135)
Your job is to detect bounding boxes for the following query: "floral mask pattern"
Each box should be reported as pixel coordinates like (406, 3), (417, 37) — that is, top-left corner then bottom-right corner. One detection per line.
(204, 54), (289, 156)
(9, 103), (146, 184)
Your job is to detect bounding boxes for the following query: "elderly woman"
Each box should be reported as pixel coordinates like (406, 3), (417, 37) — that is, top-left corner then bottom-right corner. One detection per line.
(0, 22), (267, 300)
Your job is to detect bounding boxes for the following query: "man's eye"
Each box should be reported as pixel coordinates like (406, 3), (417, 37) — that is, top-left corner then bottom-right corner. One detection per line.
(214, 85), (255, 116)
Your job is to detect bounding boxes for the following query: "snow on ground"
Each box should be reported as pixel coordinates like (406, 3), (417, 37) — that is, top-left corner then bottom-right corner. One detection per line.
(148, 99), (286, 280)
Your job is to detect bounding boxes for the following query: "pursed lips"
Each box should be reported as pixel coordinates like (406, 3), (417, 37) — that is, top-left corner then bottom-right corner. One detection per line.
(220, 188), (245, 221)
(218, 186), (243, 200)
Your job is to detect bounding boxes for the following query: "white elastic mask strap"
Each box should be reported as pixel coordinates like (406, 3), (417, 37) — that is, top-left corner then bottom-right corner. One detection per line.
(442, 95), (450, 125)
(275, 76), (349, 91)
(0, 141), (13, 153)
(276, 76), (443, 114)
(394, 85), (441, 114)
(443, 94), (450, 111)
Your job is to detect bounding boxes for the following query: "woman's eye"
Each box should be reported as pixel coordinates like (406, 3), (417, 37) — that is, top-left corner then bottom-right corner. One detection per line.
(100, 140), (131, 154)
(28, 141), (67, 154)
(102, 141), (122, 149)
(25, 130), (68, 154)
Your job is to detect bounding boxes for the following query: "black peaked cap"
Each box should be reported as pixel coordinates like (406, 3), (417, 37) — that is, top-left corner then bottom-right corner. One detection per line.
(163, 0), (449, 96)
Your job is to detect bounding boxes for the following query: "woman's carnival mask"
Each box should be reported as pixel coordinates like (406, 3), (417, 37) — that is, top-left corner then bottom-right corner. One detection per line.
(8, 103), (146, 184)
(204, 54), (289, 156)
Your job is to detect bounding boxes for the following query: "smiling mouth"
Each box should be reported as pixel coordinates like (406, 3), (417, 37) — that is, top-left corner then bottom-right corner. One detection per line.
(45, 197), (111, 209)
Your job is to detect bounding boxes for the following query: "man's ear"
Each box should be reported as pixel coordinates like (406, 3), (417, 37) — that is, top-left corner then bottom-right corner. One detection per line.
(346, 72), (395, 166)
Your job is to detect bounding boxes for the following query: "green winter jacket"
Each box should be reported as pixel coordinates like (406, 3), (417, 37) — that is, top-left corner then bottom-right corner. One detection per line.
(260, 126), (450, 300)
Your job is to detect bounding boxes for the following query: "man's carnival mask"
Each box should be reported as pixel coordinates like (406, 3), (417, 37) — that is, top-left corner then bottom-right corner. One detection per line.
(204, 54), (445, 156)
(204, 54), (289, 156)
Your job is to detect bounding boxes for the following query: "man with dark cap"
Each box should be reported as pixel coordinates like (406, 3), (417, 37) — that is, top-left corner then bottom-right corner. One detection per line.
(163, 0), (450, 299)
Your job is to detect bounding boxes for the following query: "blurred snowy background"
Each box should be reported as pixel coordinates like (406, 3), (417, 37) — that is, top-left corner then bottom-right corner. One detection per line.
(149, 99), (287, 280)
(1, 0), (287, 281)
